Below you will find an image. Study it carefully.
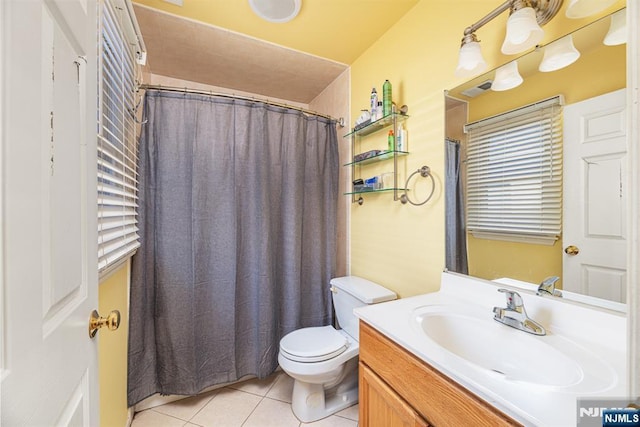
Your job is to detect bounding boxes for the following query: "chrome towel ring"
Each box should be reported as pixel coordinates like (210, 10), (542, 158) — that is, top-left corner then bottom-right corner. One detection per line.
(400, 165), (435, 206)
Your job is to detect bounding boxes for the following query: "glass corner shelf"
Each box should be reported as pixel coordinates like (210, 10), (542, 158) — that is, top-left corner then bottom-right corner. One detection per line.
(343, 150), (409, 167)
(344, 113), (409, 138)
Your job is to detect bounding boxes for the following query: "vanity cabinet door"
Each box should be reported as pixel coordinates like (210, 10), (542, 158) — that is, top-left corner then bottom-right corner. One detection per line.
(359, 321), (521, 427)
(359, 362), (429, 427)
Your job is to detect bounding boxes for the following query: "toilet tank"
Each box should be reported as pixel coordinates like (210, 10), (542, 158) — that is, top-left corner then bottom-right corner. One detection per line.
(330, 276), (397, 341)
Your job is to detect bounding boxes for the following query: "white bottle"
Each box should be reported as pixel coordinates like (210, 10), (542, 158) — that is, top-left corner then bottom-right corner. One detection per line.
(370, 88), (378, 121)
(396, 124), (405, 151)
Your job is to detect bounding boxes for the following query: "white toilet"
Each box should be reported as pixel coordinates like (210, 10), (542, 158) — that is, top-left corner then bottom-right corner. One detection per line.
(278, 276), (397, 422)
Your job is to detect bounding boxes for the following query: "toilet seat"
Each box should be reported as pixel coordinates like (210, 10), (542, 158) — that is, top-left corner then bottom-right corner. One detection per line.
(280, 326), (348, 362)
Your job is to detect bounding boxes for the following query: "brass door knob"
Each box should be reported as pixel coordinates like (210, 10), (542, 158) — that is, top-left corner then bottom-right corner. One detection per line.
(89, 309), (121, 338)
(564, 245), (580, 256)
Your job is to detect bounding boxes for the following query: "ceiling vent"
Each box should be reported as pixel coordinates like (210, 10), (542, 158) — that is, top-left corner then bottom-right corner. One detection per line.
(461, 80), (493, 98)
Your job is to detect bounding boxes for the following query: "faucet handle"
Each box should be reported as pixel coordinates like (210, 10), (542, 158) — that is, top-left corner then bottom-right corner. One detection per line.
(494, 289), (546, 336)
(537, 276), (562, 297)
(498, 288), (523, 309)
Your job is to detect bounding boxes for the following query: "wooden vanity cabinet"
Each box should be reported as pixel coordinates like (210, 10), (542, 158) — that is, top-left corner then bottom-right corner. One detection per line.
(358, 321), (522, 427)
(359, 362), (428, 427)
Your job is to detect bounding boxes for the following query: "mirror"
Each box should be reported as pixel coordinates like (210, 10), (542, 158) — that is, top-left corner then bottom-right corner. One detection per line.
(445, 8), (627, 304)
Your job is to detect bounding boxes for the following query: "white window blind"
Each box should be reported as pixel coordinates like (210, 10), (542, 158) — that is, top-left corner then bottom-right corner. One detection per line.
(98, 0), (141, 276)
(464, 96), (563, 244)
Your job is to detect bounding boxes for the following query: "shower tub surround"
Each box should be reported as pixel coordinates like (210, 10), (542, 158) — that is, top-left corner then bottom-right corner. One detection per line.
(355, 272), (627, 426)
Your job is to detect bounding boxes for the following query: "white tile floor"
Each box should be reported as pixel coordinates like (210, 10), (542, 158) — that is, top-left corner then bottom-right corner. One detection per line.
(130, 372), (359, 427)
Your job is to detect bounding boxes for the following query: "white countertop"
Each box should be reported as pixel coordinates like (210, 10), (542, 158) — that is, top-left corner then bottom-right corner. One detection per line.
(354, 272), (627, 427)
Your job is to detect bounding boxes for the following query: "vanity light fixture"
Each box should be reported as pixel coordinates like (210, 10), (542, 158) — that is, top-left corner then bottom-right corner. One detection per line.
(249, 0), (301, 23)
(455, 33), (488, 78)
(491, 60), (523, 91)
(455, 0), (563, 78)
(501, 1), (544, 54)
(603, 8), (626, 46)
(565, 0), (617, 19)
(538, 34), (580, 72)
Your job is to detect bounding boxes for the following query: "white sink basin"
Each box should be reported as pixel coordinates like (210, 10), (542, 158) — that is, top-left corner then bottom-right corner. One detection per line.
(355, 272), (626, 426)
(412, 304), (616, 392)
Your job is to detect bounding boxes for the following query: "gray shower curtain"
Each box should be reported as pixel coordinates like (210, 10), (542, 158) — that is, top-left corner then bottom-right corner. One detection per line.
(445, 138), (468, 274)
(127, 90), (339, 406)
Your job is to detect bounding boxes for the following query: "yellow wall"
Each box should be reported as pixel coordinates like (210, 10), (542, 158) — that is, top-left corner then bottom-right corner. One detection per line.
(99, 262), (130, 427)
(349, 0), (625, 297)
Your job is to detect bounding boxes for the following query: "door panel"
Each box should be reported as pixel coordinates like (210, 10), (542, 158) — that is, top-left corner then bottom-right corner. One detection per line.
(581, 265), (626, 302)
(563, 89), (627, 302)
(1, 0), (98, 424)
(42, 1), (87, 333)
(585, 154), (625, 238)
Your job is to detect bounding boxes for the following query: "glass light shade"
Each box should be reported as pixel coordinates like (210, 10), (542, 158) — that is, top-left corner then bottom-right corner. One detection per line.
(455, 41), (488, 78)
(501, 7), (544, 55)
(249, 0), (301, 23)
(539, 35), (581, 72)
(565, 0), (617, 19)
(604, 9), (626, 46)
(492, 61), (523, 91)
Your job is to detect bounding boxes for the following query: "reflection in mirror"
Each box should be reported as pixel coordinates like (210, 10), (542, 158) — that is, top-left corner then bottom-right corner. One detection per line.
(445, 9), (627, 304)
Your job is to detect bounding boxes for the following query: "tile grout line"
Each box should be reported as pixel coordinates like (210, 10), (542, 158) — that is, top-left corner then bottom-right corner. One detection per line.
(269, 373), (302, 427)
(267, 373), (302, 427)
(237, 374), (280, 427)
(173, 388), (219, 426)
(148, 408), (195, 425)
(239, 394), (266, 427)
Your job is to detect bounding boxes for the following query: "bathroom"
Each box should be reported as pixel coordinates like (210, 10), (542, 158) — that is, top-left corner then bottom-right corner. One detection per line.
(1, 0), (639, 426)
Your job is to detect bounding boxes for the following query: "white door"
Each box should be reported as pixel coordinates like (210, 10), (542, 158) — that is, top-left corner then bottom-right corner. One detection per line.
(1, 0), (99, 424)
(563, 89), (627, 302)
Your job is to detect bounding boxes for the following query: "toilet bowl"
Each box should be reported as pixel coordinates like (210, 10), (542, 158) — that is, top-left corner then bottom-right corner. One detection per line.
(278, 276), (396, 422)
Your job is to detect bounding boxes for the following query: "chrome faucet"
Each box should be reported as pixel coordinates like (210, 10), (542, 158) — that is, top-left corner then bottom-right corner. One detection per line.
(493, 289), (546, 336)
(536, 276), (562, 297)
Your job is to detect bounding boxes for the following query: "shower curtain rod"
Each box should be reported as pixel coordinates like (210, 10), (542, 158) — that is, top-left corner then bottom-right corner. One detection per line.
(138, 84), (345, 127)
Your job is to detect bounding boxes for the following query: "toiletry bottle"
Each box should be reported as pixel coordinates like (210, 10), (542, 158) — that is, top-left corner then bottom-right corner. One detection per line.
(401, 125), (408, 151)
(376, 101), (383, 121)
(396, 124), (404, 151)
(383, 79), (392, 117)
(387, 130), (395, 152)
(370, 88), (378, 121)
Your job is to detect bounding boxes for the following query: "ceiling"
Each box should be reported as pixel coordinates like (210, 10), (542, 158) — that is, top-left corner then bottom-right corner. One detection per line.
(133, 0), (419, 103)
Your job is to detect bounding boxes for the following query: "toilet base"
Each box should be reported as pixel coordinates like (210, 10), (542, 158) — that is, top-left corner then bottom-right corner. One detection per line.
(290, 359), (359, 423)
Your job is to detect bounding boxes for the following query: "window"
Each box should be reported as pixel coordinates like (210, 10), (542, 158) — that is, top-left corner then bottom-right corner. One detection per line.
(98, 0), (145, 277)
(465, 96), (563, 245)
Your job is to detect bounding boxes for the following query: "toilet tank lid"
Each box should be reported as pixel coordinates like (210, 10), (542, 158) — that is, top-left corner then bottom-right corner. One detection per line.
(330, 276), (397, 304)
